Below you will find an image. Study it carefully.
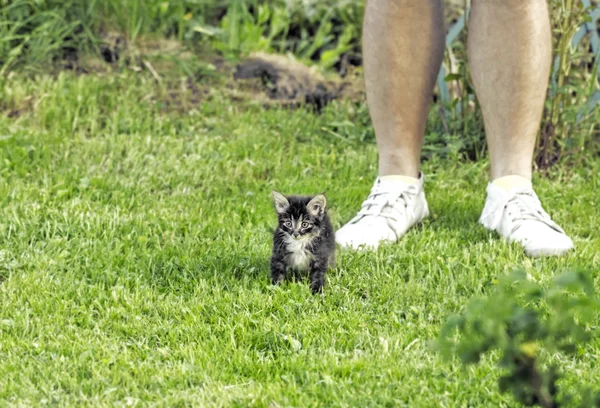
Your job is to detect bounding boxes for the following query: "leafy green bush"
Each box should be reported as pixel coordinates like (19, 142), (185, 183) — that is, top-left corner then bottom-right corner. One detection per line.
(438, 270), (600, 407)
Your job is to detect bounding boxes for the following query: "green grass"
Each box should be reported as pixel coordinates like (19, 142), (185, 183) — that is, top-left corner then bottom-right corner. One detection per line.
(0, 71), (599, 407)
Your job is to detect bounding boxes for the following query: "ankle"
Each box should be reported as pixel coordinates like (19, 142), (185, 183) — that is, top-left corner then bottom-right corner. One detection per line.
(491, 175), (532, 191)
(379, 174), (420, 185)
(378, 153), (420, 179)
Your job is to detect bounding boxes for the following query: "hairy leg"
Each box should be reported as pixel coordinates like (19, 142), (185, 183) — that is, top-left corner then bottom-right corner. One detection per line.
(468, 0), (552, 180)
(363, 0), (445, 177)
(335, 0), (443, 250)
(471, 1), (573, 257)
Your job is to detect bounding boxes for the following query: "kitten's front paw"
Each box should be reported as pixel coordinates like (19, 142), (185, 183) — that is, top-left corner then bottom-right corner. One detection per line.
(310, 281), (324, 294)
(272, 274), (285, 286)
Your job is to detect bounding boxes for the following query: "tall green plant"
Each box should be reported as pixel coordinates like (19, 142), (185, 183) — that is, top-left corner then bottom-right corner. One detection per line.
(538, 0), (599, 170)
(0, 0), (96, 74)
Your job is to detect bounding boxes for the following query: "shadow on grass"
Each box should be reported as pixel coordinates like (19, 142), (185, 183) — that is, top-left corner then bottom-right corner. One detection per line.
(147, 247), (270, 295)
(427, 193), (488, 241)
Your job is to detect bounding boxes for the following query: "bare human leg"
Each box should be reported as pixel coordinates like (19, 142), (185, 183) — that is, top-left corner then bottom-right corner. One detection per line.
(336, 0), (444, 250)
(364, 0), (445, 178)
(471, 0), (574, 257)
(469, 0), (551, 181)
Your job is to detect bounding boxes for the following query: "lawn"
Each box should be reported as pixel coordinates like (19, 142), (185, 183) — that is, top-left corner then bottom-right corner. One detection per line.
(0, 71), (599, 407)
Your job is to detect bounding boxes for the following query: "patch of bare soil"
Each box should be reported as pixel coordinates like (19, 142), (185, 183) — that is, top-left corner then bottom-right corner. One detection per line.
(232, 52), (364, 112)
(80, 32), (367, 112)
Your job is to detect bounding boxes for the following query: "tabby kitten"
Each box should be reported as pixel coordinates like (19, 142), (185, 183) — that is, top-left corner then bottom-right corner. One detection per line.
(270, 191), (335, 294)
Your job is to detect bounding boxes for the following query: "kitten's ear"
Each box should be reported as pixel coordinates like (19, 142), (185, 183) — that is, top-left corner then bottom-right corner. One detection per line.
(307, 194), (327, 218)
(272, 191), (290, 214)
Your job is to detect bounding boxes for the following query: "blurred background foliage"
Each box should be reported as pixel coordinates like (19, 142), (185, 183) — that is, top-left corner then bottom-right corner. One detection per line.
(0, 0), (598, 171)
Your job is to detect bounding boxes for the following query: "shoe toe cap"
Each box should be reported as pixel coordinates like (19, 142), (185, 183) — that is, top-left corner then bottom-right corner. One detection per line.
(523, 231), (574, 258)
(335, 221), (396, 250)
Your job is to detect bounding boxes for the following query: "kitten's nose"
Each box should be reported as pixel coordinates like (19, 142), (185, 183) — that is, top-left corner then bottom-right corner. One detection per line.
(292, 232), (299, 238)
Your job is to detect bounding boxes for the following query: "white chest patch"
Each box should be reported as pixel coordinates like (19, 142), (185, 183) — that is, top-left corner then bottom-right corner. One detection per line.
(285, 236), (314, 271)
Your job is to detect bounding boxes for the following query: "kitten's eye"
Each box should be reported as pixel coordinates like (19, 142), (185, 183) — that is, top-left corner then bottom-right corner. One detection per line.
(301, 222), (310, 228)
(283, 221), (292, 228)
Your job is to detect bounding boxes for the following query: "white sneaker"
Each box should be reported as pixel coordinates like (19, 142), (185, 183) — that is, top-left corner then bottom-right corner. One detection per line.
(336, 174), (429, 250)
(480, 183), (574, 257)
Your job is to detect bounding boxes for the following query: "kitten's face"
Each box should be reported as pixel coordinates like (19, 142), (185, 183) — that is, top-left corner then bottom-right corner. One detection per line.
(279, 213), (316, 240)
(272, 192), (326, 241)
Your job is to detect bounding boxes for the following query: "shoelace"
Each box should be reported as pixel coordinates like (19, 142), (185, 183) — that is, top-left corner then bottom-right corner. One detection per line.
(356, 180), (418, 223)
(484, 189), (563, 234)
